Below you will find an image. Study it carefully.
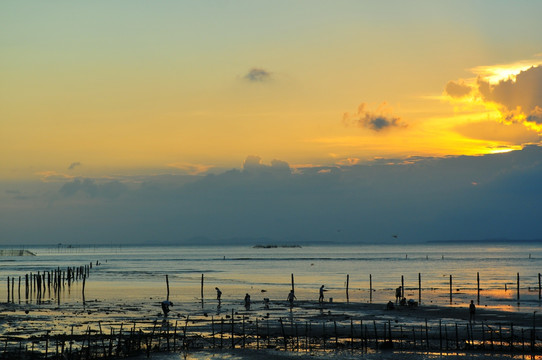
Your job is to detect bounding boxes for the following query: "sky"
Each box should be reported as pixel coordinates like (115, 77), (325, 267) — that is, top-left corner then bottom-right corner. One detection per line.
(1, 1), (542, 245)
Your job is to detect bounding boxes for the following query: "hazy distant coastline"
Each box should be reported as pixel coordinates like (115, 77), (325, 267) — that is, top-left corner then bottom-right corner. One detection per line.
(253, 244), (302, 248)
(427, 239), (542, 244)
(4, 238), (542, 248)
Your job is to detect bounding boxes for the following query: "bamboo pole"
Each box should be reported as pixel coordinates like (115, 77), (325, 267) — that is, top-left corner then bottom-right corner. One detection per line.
(280, 318), (287, 350)
(517, 273), (519, 304)
(531, 312), (536, 353)
(510, 323), (514, 351)
(231, 310), (235, 349)
(220, 318), (224, 349)
(11, 277), (14, 303)
(82, 275), (86, 305)
(373, 320), (378, 349)
(538, 273), (541, 300)
(323, 321), (326, 351)
(418, 273), (421, 304)
(256, 318), (259, 350)
(350, 319), (354, 351)
(184, 316), (189, 350)
(211, 316), (215, 349)
(425, 319), (429, 349)
(166, 320), (170, 351)
(98, 322), (107, 358)
(166, 274), (170, 301)
(346, 274), (350, 303)
(439, 319), (442, 350)
(477, 272), (480, 305)
(449, 275), (453, 303)
(369, 274), (372, 303)
(242, 316), (245, 348)
(334, 321), (338, 348)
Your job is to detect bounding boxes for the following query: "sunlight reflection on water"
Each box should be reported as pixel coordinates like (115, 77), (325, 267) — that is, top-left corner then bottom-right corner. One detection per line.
(2, 243), (542, 313)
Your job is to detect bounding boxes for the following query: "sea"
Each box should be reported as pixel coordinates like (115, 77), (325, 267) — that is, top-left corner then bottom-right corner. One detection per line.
(1, 242), (542, 313)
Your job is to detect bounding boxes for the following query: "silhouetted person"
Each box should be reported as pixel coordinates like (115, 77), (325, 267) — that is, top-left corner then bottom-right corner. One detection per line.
(319, 285), (325, 303)
(469, 300), (476, 322)
(161, 300), (173, 317)
(263, 297), (270, 309)
(215, 287), (222, 303)
(287, 290), (296, 307)
(395, 286), (402, 303)
(244, 293), (251, 310)
(387, 301), (395, 310)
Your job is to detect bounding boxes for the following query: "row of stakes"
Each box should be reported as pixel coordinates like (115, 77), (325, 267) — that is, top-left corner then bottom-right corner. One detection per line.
(6, 262), (98, 305)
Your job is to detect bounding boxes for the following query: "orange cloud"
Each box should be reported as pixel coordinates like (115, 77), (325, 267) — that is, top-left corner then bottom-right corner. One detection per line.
(445, 80), (472, 98)
(443, 58), (542, 146)
(477, 66), (542, 130)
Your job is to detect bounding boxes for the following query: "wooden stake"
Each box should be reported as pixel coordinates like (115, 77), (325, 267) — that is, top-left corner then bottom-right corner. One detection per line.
(510, 322), (514, 351)
(255, 318), (259, 350)
(449, 275), (452, 303)
(531, 311), (536, 353)
(231, 310), (235, 348)
(388, 319), (392, 342)
(538, 273), (541, 300)
(322, 321), (326, 351)
(346, 274), (350, 303)
(98, 322), (107, 358)
(211, 316), (215, 349)
(184, 316), (190, 350)
(439, 319), (442, 350)
(242, 316), (245, 348)
(220, 318), (224, 349)
(477, 272), (480, 305)
(373, 320), (378, 349)
(280, 318), (287, 350)
(517, 273), (519, 304)
(369, 274), (373, 303)
(166, 274), (170, 301)
(291, 273), (295, 294)
(350, 319), (354, 351)
(425, 319), (429, 349)
(82, 275), (86, 305)
(418, 273), (421, 304)
(334, 321), (338, 348)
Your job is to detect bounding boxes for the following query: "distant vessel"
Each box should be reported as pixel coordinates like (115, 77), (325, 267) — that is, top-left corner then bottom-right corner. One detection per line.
(253, 244), (302, 249)
(0, 249), (36, 256)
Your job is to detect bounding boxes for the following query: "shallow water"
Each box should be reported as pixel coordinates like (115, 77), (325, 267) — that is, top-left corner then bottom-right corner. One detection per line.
(127, 349), (542, 360)
(1, 243), (542, 313)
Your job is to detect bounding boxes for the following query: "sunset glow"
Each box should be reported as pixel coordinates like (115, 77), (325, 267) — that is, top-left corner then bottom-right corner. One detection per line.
(1, 2), (541, 181)
(1, 0), (542, 246)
